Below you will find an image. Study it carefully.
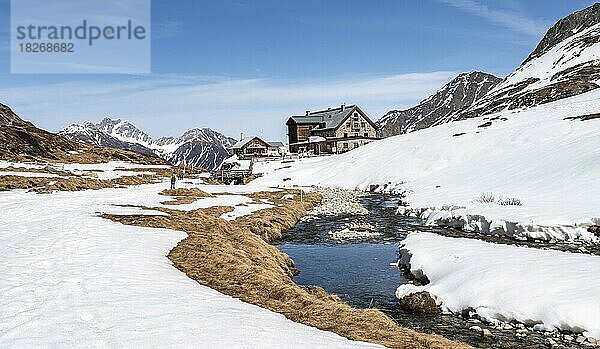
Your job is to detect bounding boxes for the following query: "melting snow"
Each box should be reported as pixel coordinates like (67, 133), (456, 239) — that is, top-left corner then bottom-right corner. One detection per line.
(0, 183), (380, 348)
(396, 232), (600, 338)
(254, 89), (600, 241)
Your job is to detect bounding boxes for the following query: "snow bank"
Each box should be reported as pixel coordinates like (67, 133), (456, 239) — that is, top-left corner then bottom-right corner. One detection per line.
(254, 89), (600, 241)
(0, 161), (47, 170)
(0, 171), (63, 178)
(396, 232), (600, 338)
(0, 184), (380, 348)
(63, 161), (170, 179)
(402, 206), (597, 242)
(162, 194), (254, 211)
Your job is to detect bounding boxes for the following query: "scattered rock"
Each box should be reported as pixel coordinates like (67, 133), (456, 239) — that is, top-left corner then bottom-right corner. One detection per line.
(469, 325), (482, 333)
(397, 291), (440, 314)
(461, 308), (478, 319)
(303, 187), (368, 217)
(328, 228), (381, 241)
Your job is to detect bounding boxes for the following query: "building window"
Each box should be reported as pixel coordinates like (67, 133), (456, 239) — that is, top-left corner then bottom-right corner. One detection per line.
(364, 133), (369, 137)
(343, 132), (348, 138)
(353, 123), (359, 128)
(354, 133), (358, 137)
(346, 122), (351, 127)
(361, 122), (366, 128)
(343, 142), (348, 149)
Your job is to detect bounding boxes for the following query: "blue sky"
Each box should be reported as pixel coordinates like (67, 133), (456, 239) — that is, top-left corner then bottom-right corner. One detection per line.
(0, 0), (596, 140)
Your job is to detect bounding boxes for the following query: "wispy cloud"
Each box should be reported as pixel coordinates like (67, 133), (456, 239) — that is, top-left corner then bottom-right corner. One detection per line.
(435, 0), (550, 37)
(0, 71), (457, 140)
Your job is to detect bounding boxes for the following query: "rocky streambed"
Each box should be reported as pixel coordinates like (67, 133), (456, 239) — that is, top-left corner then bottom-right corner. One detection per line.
(276, 187), (598, 349)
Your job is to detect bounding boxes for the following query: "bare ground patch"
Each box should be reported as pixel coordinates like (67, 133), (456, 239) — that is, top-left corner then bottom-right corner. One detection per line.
(0, 166), (74, 177)
(159, 188), (214, 205)
(102, 189), (470, 349)
(0, 174), (158, 193)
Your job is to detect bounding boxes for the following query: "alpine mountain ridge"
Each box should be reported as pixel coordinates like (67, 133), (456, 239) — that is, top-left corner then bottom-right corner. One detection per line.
(377, 71), (501, 137)
(456, 2), (600, 119)
(60, 118), (237, 170)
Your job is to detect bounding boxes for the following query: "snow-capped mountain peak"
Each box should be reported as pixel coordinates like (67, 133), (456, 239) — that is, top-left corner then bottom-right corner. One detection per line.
(60, 118), (236, 170)
(96, 117), (154, 146)
(457, 3), (600, 119)
(377, 71), (501, 137)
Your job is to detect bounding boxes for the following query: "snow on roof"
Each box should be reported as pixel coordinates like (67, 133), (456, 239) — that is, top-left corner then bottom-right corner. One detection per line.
(288, 105), (359, 130)
(232, 137), (284, 149)
(231, 137), (256, 149)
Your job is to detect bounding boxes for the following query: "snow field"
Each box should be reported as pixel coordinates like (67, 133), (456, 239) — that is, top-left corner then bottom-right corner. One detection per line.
(254, 89), (600, 241)
(396, 232), (600, 338)
(0, 181), (380, 348)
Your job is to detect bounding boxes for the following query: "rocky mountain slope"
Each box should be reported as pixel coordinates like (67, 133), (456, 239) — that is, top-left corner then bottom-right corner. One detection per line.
(60, 122), (157, 156)
(1, 102), (27, 126)
(377, 72), (501, 137)
(60, 118), (236, 170)
(0, 103), (165, 164)
(456, 2), (600, 119)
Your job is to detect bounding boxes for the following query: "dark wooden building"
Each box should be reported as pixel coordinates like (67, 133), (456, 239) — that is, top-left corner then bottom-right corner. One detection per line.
(286, 104), (379, 154)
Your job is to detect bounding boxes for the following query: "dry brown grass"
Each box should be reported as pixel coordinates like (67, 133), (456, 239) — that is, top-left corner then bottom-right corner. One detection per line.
(159, 188), (214, 205)
(0, 174), (157, 193)
(0, 166), (74, 177)
(102, 189), (471, 349)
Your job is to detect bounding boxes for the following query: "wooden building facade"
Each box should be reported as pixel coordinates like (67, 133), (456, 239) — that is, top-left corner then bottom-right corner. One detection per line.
(286, 104), (379, 154)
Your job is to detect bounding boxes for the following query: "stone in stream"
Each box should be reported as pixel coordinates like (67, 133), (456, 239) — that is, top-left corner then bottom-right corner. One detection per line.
(397, 291), (440, 314)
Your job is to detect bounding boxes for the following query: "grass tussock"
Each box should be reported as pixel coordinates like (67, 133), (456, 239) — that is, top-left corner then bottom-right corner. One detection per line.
(102, 189), (470, 349)
(477, 192), (523, 206)
(159, 188), (214, 205)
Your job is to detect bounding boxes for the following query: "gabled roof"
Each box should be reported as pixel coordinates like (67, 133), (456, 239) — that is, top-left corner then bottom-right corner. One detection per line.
(287, 116), (324, 125)
(232, 136), (282, 149)
(231, 136), (266, 149)
(287, 105), (362, 130)
(231, 137), (252, 149)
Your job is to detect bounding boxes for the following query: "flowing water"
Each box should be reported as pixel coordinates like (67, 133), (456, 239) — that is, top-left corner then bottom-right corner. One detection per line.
(276, 193), (558, 349)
